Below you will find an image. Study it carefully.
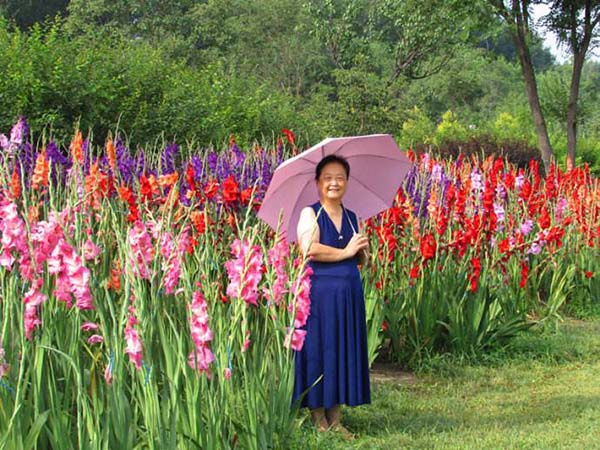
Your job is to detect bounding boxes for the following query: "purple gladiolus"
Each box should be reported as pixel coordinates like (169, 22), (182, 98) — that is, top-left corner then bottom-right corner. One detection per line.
(207, 151), (218, 174)
(470, 169), (483, 193)
(136, 150), (147, 177)
(160, 143), (178, 175)
(116, 139), (136, 184)
(520, 219), (534, 236)
(230, 142), (245, 167)
(191, 155), (203, 182)
(8, 117), (29, 154)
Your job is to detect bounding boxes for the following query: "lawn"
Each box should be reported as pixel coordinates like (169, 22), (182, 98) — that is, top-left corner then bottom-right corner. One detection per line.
(290, 319), (600, 449)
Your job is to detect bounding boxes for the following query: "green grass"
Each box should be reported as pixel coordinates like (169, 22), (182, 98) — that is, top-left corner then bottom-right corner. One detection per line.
(289, 319), (600, 449)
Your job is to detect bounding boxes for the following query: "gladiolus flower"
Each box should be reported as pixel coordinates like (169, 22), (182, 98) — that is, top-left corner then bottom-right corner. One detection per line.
(23, 279), (47, 340)
(124, 308), (143, 370)
(83, 238), (101, 261)
(128, 221), (155, 280)
(242, 337), (251, 352)
(520, 219), (534, 236)
(81, 322), (99, 331)
(585, 271), (593, 279)
(409, 265), (420, 279)
(188, 290), (214, 376)
(88, 335), (104, 344)
(468, 257), (481, 292)
(419, 233), (437, 261)
(520, 262), (529, 288)
(225, 238), (263, 306)
(222, 175), (239, 204)
(264, 237), (289, 305)
(284, 328), (306, 351)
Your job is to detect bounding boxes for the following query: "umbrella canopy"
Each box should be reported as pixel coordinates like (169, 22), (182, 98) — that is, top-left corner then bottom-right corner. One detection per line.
(258, 134), (413, 242)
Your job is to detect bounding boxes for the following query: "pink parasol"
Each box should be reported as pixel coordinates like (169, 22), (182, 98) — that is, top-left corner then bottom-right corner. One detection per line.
(258, 134), (413, 242)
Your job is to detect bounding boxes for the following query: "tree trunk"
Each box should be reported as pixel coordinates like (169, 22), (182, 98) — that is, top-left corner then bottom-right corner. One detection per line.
(566, 52), (585, 170)
(512, 28), (554, 174)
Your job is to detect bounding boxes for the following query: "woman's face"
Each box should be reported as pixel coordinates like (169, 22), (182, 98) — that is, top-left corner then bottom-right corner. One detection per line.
(317, 162), (348, 202)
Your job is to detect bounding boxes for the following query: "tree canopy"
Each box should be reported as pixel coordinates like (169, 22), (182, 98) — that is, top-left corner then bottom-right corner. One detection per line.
(1, 0), (599, 172)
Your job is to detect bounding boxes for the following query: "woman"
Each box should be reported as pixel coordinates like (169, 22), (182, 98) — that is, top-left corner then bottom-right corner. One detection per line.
(292, 154), (371, 436)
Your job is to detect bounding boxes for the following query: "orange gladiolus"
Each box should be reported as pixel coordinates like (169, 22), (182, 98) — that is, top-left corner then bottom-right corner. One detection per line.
(11, 166), (21, 199)
(159, 172), (179, 188)
(70, 130), (84, 164)
(106, 138), (117, 172)
(31, 149), (49, 190)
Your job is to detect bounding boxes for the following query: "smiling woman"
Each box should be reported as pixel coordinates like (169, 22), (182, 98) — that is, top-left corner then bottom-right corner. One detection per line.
(292, 154), (371, 438)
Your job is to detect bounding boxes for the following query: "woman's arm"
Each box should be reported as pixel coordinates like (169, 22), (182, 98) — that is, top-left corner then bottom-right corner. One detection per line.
(296, 207), (368, 263)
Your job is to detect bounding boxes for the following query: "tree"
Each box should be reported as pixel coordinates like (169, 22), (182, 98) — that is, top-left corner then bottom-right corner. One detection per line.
(543, 0), (600, 169)
(0, 0), (69, 29)
(490, 0), (555, 173)
(370, 0), (489, 82)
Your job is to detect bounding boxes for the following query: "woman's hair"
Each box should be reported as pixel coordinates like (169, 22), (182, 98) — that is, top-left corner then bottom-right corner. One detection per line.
(315, 154), (350, 180)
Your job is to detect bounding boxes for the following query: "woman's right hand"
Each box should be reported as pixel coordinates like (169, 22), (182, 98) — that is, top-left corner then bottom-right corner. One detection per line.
(344, 233), (369, 259)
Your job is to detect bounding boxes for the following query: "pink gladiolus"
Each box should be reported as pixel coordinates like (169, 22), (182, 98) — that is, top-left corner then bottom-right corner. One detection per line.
(30, 215), (62, 268)
(283, 262), (313, 352)
(104, 360), (113, 385)
(223, 367), (232, 380)
(48, 238), (94, 310)
(284, 328), (307, 351)
(265, 237), (289, 305)
(289, 262), (313, 329)
(225, 238), (263, 306)
(23, 279), (47, 340)
(188, 290), (214, 376)
(83, 238), (101, 261)
(88, 335), (104, 344)
(0, 202), (29, 271)
(124, 308), (143, 370)
(128, 221), (155, 280)
(242, 337), (251, 352)
(161, 230), (188, 294)
(81, 322), (99, 331)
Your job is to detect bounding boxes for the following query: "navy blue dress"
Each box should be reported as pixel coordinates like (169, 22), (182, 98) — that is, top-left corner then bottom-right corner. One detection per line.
(292, 201), (371, 409)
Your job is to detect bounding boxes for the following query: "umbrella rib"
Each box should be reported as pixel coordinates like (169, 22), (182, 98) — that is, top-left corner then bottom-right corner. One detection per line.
(344, 154), (409, 163)
(270, 168), (314, 188)
(349, 174), (395, 206)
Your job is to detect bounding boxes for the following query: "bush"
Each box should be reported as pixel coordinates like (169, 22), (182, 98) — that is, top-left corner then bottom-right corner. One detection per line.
(0, 19), (305, 149)
(414, 135), (542, 168)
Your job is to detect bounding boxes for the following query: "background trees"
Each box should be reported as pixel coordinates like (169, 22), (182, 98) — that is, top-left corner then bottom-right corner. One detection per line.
(0, 0), (599, 173)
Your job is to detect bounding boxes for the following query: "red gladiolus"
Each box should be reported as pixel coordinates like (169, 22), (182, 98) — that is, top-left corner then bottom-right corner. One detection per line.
(203, 179), (218, 201)
(240, 187), (254, 206)
(538, 206), (551, 230)
(468, 257), (481, 292)
(185, 164), (195, 188)
(282, 128), (296, 146)
(520, 262), (529, 289)
(139, 175), (154, 202)
(222, 175), (239, 204)
(585, 271), (593, 279)
(409, 265), (420, 279)
(498, 238), (511, 254)
(420, 233), (437, 261)
(191, 211), (206, 234)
